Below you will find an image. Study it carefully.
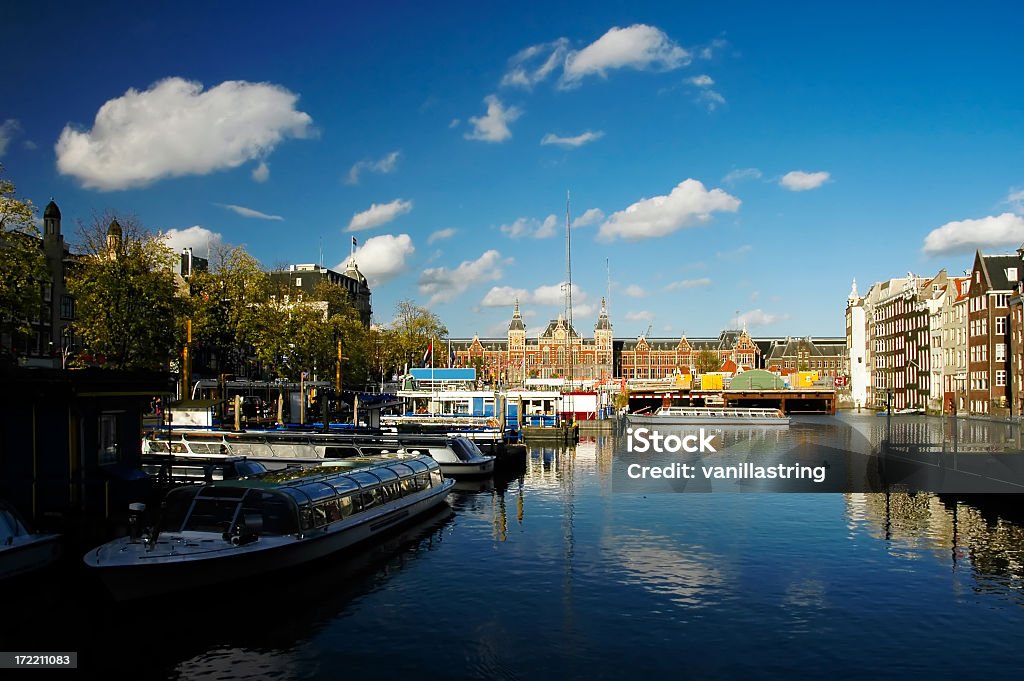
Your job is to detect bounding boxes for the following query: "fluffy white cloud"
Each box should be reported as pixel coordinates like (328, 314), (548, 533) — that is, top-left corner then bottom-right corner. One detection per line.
(922, 213), (1024, 256)
(0, 119), (21, 157)
(625, 310), (655, 321)
(689, 75), (714, 87)
(598, 179), (740, 241)
(540, 130), (604, 147)
(339, 234), (414, 286)
(722, 167), (762, 185)
(780, 170), (830, 191)
(251, 161), (270, 183)
(481, 286), (531, 307)
(699, 90), (726, 111)
(220, 203), (283, 220)
(572, 208), (604, 228)
(347, 198), (413, 232)
(56, 77), (313, 190)
(623, 284), (647, 298)
(737, 309), (781, 327)
(428, 228), (457, 244)
(501, 39), (570, 88)
(465, 95), (521, 143)
(562, 24), (690, 88)
(345, 150), (400, 185)
(160, 225), (223, 254)
(500, 214), (558, 239)
(419, 250), (506, 304)
(665, 277), (712, 291)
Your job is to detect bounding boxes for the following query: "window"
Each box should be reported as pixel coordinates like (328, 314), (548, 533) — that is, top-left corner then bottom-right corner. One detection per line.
(98, 413), (121, 465)
(295, 277), (302, 287)
(996, 316), (1007, 335)
(997, 344), (1007, 361)
(996, 370), (1007, 387)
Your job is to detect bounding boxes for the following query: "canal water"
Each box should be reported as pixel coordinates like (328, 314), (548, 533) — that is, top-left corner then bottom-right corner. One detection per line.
(6, 413), (1024, 679)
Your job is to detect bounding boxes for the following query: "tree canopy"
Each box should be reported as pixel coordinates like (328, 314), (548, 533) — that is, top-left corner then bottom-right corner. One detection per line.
(0, 166), (48, 351)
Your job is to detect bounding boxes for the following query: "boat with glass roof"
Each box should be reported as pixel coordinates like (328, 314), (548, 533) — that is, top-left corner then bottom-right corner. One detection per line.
(625, 406), (791, 426)
(83, 453), (454, 600)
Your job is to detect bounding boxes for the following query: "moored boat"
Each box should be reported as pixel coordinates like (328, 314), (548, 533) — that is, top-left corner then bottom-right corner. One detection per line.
(398, 436), (496, 477)
(1, 500), (61, 580)
(83, 454), (454, 600)
(625, 406), (791, 426)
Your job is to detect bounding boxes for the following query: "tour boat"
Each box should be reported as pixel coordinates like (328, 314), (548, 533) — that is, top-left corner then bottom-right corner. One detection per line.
(1, 500), (61, 580)
(397, 435), (496, 477)
(83, 454), (454, 600)
(625, 406), (791, 426)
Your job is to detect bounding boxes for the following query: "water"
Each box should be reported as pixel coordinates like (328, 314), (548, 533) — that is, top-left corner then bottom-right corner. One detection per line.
(6, 413), (1024, 679)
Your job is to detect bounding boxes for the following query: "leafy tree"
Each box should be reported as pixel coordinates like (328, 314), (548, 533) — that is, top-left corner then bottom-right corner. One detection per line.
(390, 299), (448, 371)
(66, 212), (183, 370)
(694, 348), (721, 375)
(0, 167), (48, 354)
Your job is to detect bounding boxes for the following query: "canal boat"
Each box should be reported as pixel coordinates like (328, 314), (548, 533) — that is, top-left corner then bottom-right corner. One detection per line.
(83, 454), (455, 600)
(0, 500), (61, 580)
(397, 435), (496, 477)
(625, 406), (791, 427)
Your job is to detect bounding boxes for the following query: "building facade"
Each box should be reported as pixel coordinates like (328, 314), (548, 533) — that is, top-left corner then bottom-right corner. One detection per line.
(941, 275), (970, 413)
(269, 259), (372, 327)
(966, 250), (1019, 416)
(764, 336), (848, 378)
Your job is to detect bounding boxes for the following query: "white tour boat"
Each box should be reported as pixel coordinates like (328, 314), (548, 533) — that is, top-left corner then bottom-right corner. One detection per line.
(83, 454), (454, 600)
(625, 406), (791, 427)
(1, 500), (61, 580)
(398, 436), (496, 477)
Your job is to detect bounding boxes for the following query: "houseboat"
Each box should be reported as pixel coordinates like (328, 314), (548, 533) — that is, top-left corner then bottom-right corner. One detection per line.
(625, 406), (791, 427)
(84, 454), (454, 600)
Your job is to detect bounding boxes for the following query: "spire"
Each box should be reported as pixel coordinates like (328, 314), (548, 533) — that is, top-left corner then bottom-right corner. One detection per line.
(595, 296), (612, 330)
(848, 278), (859, 302)
(508, 298), (525, 331)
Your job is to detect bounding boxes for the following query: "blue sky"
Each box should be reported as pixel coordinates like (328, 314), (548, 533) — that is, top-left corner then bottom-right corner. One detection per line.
(3, 1), (1023, 338)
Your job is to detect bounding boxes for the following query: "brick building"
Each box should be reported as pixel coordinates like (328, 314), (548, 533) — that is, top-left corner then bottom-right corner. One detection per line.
(966, 250), (1019, 415)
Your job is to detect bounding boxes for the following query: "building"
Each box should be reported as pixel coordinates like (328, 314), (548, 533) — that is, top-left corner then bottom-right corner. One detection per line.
(619, 329), (761, 380)
(966, 250), (1019, 416)
(269, 259), (372, 327)
(941, 275), (970, 413)
(845, 280), (870, 408)
(871, 274), (933, 410)
(1009, 280), (1024, 417)
(0, 199), (77, 367)
(451, 299), (614, 384)
(764, 336), (848, 379)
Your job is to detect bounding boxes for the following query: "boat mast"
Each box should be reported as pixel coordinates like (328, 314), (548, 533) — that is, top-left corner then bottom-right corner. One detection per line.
(565, 190), (574, 421)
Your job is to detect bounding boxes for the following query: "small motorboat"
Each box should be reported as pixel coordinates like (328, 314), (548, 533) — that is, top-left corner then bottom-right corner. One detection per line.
(1, 500), (61, 580)
(400, 436), (496, 477)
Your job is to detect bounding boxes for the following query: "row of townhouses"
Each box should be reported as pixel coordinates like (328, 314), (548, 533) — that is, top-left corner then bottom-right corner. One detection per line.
(846, 248), (1024, 416)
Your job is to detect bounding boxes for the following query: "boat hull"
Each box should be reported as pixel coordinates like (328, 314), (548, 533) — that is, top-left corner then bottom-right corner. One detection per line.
(0, 534), (62, 580)
(625, 414), (791, 427)
(437, 458), (495, 477)
(85, 480), (454, 601)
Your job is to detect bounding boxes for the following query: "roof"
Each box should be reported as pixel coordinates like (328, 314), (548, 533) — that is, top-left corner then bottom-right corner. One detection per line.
(728, 370), (786, 390)
(766, 337), (846, 360)
(978, 253), (1021, 292)
(43, 199), (61, 220)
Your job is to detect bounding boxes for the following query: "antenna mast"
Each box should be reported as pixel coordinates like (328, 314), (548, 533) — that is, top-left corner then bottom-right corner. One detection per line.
(565, 190), (574, 411)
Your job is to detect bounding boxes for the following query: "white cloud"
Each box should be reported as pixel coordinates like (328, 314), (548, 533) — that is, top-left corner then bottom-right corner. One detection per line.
(780, 170), (830, 191)
(465, 95), (521, 143)
(571, 208), (604, 228)
(716, 244), (752, 260)
(699, 90), (726, 111)
(665, 277), (712, 290)
(220, 203), (283, 221)
(1005, 188), (1024, 212)
(340, 234), (414, 287)
(922, 213), (1024, 256)
(0, 119), (22, 157)
(573, 303), (596, 318)
(623, 284), (647, 298)
(500, 214), (559, 239)
(347, 198), (413, 232)
(501, 38), (570, 88)
(737, 309), (780, 327)
(561, 24), (690, 88)
(419, 250), (506, 304)
(481, 286), (531, 307)
(540, 130), (604, 147)
(428, 228), (457, 244)
(345, 150), (400, 185)
(597, 179), (740, 241)
(56, 77), (313, 190)
(625, 310), (655, 321)
(723, 167), (762, 185)
(251, 161), (270, 183)
(160, 225), (223, 254)
(689, 75), (714, 87)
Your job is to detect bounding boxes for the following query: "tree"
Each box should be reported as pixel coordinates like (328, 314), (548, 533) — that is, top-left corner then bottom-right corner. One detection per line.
(390, 299), (448, 372)
(0, 166), (48, 355)
(66, 212), (183, 370)
(694, 349), (721, 375)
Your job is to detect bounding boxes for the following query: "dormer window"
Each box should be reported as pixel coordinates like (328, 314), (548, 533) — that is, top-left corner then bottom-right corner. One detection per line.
(1007, 268), (1018, 282)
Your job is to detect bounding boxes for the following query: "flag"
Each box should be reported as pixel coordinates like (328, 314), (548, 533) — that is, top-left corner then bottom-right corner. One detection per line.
(449, 341), (455, 368)
(352, 236), (357, 247)
(422, 340), (433, 367)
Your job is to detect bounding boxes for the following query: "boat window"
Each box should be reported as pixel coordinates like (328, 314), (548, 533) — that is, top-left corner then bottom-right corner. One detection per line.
(338, 495), (355, 519)
(361, 488), (381, 510)
(299, 506), (315, 531)
(162, 486), (203, 530)
(449, 439), (476, 462)
(325, 446), (360, 458)
(312, 503), (329, 527)
(430, 470), (443, 486)
(350, 471), (384, 489)
(256, 492), (298, 535)
(400, 478), (413, 495)
(147, 441), (169, 453)
(415, 472), (431, 490)
(183, 497), (243, 533)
